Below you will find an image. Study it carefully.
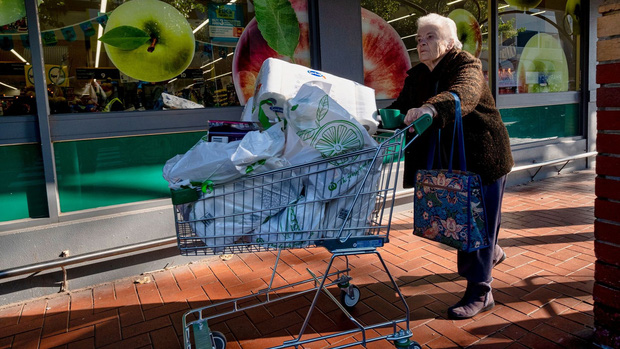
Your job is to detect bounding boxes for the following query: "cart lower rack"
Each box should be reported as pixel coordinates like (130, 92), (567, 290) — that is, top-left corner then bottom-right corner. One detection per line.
(171, 117), (431, 349)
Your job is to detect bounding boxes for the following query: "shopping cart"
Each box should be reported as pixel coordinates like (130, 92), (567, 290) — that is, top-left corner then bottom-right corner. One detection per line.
(171, 115), (432, 349)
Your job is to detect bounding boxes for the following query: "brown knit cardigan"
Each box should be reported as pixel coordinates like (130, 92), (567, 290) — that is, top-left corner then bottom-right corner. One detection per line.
(387, 48), (514, 187)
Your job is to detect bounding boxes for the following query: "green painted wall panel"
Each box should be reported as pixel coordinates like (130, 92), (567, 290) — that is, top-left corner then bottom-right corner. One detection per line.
(0, 144), (48, 222)
(54, 132), (204, 212)
(500, 104), (580, 141)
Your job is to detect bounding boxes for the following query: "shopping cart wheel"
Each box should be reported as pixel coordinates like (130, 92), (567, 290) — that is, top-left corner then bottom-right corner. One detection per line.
(394, 339), (421, 349)
(407, 342), (421, 349)
(211, 331), (227, 349)
(340, 285), (361, 309)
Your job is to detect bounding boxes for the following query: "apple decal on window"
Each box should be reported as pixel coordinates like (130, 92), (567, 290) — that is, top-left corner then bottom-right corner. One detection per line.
(232, 0), (411, 105)
(99, 0), (195, 82)
(0, 0), (42, 26)
(516, 33), (569, 93)
(448, 9), (483, 58)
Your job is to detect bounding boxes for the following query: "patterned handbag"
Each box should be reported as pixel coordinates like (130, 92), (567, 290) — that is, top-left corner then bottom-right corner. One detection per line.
(413, 93), (489, 253)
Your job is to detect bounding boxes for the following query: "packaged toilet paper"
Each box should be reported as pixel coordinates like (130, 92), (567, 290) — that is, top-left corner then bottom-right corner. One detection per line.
(250, 58), (379, 134)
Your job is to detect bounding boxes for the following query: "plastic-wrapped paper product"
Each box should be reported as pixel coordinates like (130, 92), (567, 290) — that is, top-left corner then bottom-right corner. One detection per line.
(283, 81), (378, 166)
(251, 194), (325, 249)
(251, 58), (379, 133)
(188, 159), (303, 250)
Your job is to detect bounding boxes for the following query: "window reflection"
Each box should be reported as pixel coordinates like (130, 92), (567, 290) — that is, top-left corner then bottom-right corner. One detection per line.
(0, 0), (311, 115)
(498, 0), (579, 94)
(360, 0), (491, 99)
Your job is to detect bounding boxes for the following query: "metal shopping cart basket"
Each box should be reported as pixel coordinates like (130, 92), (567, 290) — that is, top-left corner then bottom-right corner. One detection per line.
(170, 115), (432, 349)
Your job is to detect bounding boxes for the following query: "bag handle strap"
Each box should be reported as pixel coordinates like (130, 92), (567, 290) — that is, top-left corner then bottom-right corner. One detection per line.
(448, 92), (467, 172)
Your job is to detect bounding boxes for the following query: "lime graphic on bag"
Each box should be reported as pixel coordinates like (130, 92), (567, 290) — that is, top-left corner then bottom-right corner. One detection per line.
(283, 81), (376, 166)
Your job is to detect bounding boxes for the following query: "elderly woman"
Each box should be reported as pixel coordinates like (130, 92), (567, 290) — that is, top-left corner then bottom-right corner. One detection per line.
(387, 13), (514, 319)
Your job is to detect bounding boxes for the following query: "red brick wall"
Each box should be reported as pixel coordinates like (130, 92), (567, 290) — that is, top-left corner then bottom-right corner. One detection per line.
(595, 1), (620, 347)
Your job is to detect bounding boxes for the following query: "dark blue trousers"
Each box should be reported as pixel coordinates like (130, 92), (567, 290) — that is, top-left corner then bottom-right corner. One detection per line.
(457, 175), (507, 284)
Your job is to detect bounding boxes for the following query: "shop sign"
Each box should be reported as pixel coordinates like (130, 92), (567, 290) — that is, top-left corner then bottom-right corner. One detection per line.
(208, 3), (244, 44)
(176, 69), (203, 80)
(76, 68), (121, 80)
(0, 63), (26, 76)
(25, 64), (69, 87)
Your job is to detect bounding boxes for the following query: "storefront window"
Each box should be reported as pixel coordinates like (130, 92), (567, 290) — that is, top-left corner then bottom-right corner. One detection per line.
(360, 0), (491, 99)
(497, 0), (580, 94)
(1, 0), (310, 115)
(0, 0), (36, 116)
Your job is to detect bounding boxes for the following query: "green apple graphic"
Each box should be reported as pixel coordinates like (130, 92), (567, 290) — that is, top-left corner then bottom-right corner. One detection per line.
(448, 9), (482, 58)
(99, 0), (195, 82)
(0, 0), (42, 26)
(565, 0), (581, 35)
(516, 33), (569, 93)
(504, 0), (543, 11)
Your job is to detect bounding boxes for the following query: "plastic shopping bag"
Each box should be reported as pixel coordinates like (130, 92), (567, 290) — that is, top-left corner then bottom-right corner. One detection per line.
(188, 158), (303, 250)
(163, 136), (242, 190)
(163, 124), (286, 190)
(321, 173), (381, 239)
(251, 194), (325, 249)
(283, 81), (378, 166)
(231, 122), (286, 174)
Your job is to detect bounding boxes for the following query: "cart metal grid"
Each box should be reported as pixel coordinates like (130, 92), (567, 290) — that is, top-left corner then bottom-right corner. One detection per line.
(171, 117), (430, 349)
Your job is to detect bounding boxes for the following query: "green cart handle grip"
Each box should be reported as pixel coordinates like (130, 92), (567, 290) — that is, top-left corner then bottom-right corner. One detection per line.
(412, 113), (432, 135)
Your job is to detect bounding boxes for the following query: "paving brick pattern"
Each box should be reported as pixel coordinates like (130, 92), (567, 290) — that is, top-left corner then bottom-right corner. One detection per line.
(0, 170), (595, 348)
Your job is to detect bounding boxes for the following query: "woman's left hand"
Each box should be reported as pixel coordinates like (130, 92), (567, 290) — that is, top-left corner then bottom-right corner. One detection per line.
(404, 105), (435, 132)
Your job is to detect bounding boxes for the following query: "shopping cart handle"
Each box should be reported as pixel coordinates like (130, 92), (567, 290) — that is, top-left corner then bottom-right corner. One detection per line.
(412, 113), (432, 135)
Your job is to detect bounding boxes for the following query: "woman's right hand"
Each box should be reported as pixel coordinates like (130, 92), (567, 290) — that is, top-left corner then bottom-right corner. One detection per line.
(404, 104), (435, 132)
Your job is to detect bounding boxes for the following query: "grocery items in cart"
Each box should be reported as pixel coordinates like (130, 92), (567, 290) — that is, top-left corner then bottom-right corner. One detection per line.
(245, 58), (379, 134)
(165, 56), (434, 348)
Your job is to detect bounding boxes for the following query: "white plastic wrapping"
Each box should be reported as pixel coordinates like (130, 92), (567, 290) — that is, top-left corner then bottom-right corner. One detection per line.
(163, 137), (242, 190)
(252, 194), (324, 249)
(163, 125), (286, 190)
(188, 159), (303, 249)
(321, 175), (381, 239)
(283, 81), (378, 166)
(252, 58), (379, 133)
(161, 92), (204, 109)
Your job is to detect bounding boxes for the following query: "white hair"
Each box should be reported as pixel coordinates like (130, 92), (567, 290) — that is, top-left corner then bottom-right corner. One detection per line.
(417, 13), (463, 50)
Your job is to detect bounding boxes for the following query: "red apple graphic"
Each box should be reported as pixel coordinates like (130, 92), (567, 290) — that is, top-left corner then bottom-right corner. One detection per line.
(232, 0), (411, 105)
(448, 9), (482, 58)
(361, 8), (412, 99)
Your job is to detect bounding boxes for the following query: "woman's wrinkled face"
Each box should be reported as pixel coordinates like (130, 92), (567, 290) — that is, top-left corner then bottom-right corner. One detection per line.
(417, 24), (451, 70)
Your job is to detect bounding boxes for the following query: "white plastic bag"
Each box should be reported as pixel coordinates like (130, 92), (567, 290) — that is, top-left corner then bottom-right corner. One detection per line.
(321, 176), (381, 239)
(163, 124), (286, 190)
(231, 122), (285, 174)
(283, 81), (378, 166)
(251, 194), (324, 249)
(304, 152), (382, 200)
(163, 136), (242, 190)
(188, 158), (303, 249)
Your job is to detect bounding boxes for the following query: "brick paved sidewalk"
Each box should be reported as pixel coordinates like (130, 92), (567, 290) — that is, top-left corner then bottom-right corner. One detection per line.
(0, 170), (595, 349)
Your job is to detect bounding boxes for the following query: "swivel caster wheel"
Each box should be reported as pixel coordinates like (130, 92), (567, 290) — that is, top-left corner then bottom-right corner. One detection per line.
(394, 337), (420, 349)
(211, 331), (227, 349)
(340, 284), (361, 310)
(408, 342), (421, 349)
